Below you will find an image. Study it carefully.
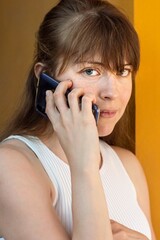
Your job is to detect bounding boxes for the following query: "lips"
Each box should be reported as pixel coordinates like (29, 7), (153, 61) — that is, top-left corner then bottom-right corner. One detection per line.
(100, 109), (117, 118)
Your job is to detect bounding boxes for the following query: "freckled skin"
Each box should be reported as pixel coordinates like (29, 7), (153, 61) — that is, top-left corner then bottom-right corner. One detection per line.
(56, 59), (132, 137)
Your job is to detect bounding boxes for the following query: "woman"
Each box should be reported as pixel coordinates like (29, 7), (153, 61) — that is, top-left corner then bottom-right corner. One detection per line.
(0, 0), (156, 239)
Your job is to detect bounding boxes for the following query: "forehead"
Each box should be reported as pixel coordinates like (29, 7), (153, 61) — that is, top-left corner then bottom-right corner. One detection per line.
(72, 54), (131, 69)
(57, 19), (137, 72)
(56, 54), (132, 77)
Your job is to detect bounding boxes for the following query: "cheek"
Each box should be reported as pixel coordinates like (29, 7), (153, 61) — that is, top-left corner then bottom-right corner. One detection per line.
(72, 81), (95, 94)
(121, 82), (132, 106)
(122, 90), (132, 106)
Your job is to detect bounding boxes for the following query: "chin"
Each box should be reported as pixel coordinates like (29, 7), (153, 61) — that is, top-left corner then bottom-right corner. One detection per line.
(97, 124), (115, 137)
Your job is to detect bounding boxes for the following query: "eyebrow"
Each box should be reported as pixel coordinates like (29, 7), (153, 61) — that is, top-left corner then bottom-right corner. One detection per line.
(77, 61), (132, 68)
(76, 61), (105, 66)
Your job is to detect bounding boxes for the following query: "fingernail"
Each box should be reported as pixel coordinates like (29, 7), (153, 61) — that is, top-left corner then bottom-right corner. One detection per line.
(68, 80), (73, 85)
(46, 90), (51, 97)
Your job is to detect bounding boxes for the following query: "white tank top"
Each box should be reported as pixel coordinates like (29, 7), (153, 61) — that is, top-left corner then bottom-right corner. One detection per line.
(1, 135), (151, 240)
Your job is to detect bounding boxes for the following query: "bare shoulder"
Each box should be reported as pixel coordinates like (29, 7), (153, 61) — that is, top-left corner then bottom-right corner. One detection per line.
(0, 139), (40, 178)
(0, 139), (34, 176)
(0, 139), (52, 201)
(111, 146), (143, 176)
(0, 140), (46, 208)
(0, 140), (69, 239)
(111, 146), (148, 198)
(0, 138), (37, 161)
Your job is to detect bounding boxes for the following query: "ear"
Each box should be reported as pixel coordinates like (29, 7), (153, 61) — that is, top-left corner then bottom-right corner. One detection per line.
(34, 62), (46, 79)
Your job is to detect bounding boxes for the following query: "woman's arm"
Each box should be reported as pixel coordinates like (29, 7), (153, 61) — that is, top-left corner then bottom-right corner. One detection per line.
(45, 81), (113, 240)
(0, 144), (112, 240)
(0, 80), (113, 240)
(0, 146), (70, 240)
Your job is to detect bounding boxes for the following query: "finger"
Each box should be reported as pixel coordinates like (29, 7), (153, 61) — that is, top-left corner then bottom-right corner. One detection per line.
(45, 90), (59, 124)
(110, 220), (123, 234)
(110, 220), (148, 239)
(81, 93), (96, 117)
(67, 87), (84, 113)
(113, 230), (148, 240)
(53, 80), (72, 113)
(110, 220), (131, 234)
(112, 231), (128, 240)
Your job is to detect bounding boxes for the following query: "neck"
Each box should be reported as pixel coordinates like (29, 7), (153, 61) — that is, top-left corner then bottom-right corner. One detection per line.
(40, 133), (69, 164)
(40, 132), (102, 169)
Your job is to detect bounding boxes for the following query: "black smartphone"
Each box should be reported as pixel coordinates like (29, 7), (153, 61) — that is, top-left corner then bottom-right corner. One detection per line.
(35, 72), (99, 123)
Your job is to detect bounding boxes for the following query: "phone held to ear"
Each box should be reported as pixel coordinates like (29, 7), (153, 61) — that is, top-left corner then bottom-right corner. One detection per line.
(35, 72), (100, 124)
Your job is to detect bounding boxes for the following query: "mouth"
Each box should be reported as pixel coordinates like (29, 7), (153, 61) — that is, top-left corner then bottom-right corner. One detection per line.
(100, 110), (117, 118)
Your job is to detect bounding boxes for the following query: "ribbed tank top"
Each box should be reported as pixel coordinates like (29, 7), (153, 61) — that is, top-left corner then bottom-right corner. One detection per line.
(0, 135), (151, 240)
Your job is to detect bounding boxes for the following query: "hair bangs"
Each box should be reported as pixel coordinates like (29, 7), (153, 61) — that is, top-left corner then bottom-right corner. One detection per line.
(57, 12), (139, 74)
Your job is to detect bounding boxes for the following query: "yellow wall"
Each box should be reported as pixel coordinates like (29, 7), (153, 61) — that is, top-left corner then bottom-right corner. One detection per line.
(109, 0), (133, 21)
(134, 1), (160, 238)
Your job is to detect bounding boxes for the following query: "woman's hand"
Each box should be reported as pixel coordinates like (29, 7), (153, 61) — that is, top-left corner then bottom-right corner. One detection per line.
(45, 80), (100, 171)
(111, 220), (149, 240)
(46, 80), (113, 240)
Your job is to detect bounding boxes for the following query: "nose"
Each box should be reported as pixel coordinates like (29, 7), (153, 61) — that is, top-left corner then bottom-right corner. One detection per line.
(99, 72), (119, 100)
